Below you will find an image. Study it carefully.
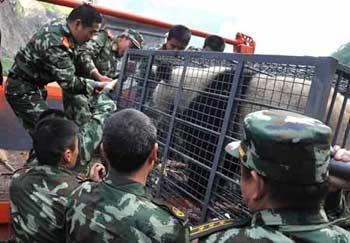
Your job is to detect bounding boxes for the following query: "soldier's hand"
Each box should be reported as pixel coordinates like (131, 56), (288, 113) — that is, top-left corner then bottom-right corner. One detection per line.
(89, 162), (106, 182)
(93, 81), (109, 94)
(98, 75), (113, 82)
(157, 160), (189, 182)
(92, 69), (113, 82)
(332, 145), (350, 161)
(328, 145), (350, 192)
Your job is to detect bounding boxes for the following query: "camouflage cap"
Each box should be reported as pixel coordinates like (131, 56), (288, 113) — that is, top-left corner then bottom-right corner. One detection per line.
(120, 29), (144, 49)
(225, 110), (332, 184)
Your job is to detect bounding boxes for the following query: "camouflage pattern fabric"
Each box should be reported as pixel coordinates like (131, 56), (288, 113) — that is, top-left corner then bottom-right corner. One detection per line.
(9, 165), (80, 243)
(64, 29), (118, 127)
(198, 208), (350, 242)
(6, 85), (48, 136)
(76, 29), (119, 79)
(120, 29), (144, 49)
(195, 110), (350, 242)
(26, 93), (115, 170)
(225, 109), (332, 184)
(65, 168), (189, 242)
(77, 93), (116, 168)
(5, 20), (99, 135)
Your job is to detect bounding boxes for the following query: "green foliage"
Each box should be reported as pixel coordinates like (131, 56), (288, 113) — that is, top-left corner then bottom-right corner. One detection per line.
(332, 42), (350, 67)
(1, 57), (14, 76)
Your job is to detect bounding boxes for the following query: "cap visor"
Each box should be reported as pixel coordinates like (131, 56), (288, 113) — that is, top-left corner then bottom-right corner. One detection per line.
(225, 140), (241, 158)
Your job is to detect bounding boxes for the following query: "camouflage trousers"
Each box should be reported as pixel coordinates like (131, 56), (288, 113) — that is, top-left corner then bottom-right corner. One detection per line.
(5, 76), (48, 137)
(63, 92), (115, 127)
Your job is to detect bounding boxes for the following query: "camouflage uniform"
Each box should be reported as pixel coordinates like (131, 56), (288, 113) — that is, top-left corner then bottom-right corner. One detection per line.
(76, 93), (115, 169)
(26, 92), (116, 170)
(5, 20), (99, 137)
(64, 29), (143, 126)
(9, 165), (80, 243)
(65, 168), (189, 242)
(193, 110), (350, 242)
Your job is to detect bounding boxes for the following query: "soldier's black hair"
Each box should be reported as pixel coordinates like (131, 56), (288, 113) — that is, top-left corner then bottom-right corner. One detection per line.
(67, 3), (103, 27)
(241, 165), (328, 209)
(33, 118), (78, 166)
(102, 108), (157, 174)
(38, 109), (65, 121)
(203, 35), (226, 52)
(168, 25), (191, 46)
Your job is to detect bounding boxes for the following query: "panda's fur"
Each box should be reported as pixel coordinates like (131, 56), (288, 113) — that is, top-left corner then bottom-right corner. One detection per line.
(244, 74), (350, 148)
(153, 66), (231, 114)
(150, 65), (350, 199)
(152, 65), (253, 199)
(153, 67), (350, 148)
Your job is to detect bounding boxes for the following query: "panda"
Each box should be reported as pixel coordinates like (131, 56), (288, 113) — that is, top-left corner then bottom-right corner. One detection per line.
(243, 74), (350, 148)
(151, 64), (350, 202)
(152, 64), (254, 200)
(154, 67), (350, 148)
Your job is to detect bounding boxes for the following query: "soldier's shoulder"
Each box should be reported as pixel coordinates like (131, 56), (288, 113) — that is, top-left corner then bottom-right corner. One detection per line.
(33, 20), (71, 49)
(190, 217), (250, 241)
(150, 198), (188, 222)
(197, 223), (294, 243)
(90, 30), (110, 46)
(10, 166), (31, 182)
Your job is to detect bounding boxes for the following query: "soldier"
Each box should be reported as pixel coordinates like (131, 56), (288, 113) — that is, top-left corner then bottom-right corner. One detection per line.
(136, 25), (191, 106)
(9, 117), (106, 243)
(65, 108), (189, 242)
(64, 28), (143, 126)
(191, 110), (350, 242)
(31, 86), (115, 170)
(187, 35), (225, 52)
(159, 24), (191, 51)
(5, 4), (107, 138)
(29, 58), (116, 168)
(202, 35), (225, 52)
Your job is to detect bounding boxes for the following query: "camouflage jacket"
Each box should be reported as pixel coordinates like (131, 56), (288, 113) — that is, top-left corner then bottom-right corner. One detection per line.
(77, 29), (119, 79)
(76, 93), (116, 169)
(197, 208), (350, 242)
(9, 165), (80, 243)
(65, 169), (189, 243)
(6, 20), (97, 96)
(25, 93), (116, 171)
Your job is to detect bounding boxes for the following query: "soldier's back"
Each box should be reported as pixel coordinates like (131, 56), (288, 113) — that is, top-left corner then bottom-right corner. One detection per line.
(9, 165), (79, 243)
(196, 208), (350, 243)
(65, 171), (188, 243)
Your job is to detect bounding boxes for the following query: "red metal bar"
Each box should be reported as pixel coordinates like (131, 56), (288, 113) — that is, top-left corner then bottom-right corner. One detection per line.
(38, 0), (240, 46)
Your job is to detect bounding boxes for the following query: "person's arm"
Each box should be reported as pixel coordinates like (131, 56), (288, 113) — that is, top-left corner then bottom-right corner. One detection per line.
(328, 145), (350, 191)
(77, 31), (112, 82)
(78, 93), (116, 164)
(44, 46), (108, 94)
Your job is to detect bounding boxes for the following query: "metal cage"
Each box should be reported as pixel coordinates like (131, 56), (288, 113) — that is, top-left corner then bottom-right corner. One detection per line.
(115, 49), (350, 224)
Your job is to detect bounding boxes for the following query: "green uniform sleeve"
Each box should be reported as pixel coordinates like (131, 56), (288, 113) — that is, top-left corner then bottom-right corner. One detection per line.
(77, 31), (108, 76)
(44, 46), (97, 94)
(78, 94), (116, 165)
